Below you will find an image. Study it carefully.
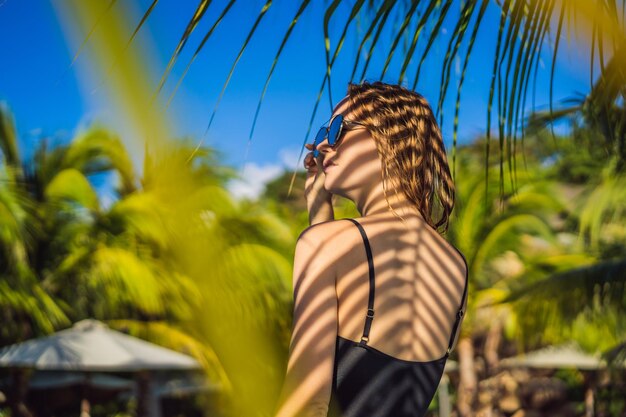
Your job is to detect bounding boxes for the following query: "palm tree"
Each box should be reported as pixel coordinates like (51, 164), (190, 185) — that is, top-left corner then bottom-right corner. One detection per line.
(0, 102), (234, 393)
(443, 134), (568, 415)
(504, 105), (626, 358)
(1, 102), (70, 342)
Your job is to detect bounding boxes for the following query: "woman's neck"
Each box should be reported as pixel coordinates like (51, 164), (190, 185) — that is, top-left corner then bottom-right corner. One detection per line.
(356, 186), (422, 219)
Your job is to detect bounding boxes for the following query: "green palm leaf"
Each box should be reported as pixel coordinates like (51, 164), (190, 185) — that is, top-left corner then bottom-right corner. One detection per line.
(241, 0), (314, 181)
(378, 0), (419, 80)
(452, 0), (489, 181)
(154, 0), (212, 96)
(350, 0), (395, 83)
(87, 246), (167, 315)
(503, 256), (626, 349)
(397, 0), (439, 85)
(0, 101), (20, 167)
(165, 0), (237, 109)
(45, 168), (100, 210)
(411, 0), (453, 89)
(202, 0), (273, 137)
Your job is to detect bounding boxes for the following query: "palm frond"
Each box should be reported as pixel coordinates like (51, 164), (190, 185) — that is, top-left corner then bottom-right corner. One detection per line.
(485, 0), (511, 209)
(397, 0), (439, 85)
(246, 0), (313, 168)
(62, 0), (117, 73)
(473, 213), (556, 285)
(436, 0), (476, 125)
(452, 0), (489, 181)
(165, 0), (237, 109)
(503, 256), (626, 349)
(378, 0), (419, 80)
(91, 0), (160, 97)
(62, 126), (136, 195)
(154, 0), (212, 96)
(577, 170), (626, 252)
(0, 279), (70, 338)
(44, 168), (100, 211)
(323, 0), (344, 107)
(357, 1), (395, 82)
(87, 246), (167, 315)
(410, 0), (453, 90)
(202, 0), (273, 137)
(349, 0), (395, 83)
(549, 1), (567, 143)
(0, 102), (20, 167)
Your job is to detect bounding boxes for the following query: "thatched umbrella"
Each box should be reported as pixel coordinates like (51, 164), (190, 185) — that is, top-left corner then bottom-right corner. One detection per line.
(0, 319), (201, 417)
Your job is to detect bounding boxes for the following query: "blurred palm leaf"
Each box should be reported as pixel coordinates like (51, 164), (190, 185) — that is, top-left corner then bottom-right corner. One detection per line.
(0, 101), (20, 167)
(503, 255), (626, 350)
(108, 318), (232, 392)
(45, 168), (100, 210)
(577, 169), (626, 253)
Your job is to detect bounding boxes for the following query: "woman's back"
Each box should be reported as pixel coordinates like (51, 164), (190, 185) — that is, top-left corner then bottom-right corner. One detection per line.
(333, 214), (468, 362)
(327, 215), (468, 417)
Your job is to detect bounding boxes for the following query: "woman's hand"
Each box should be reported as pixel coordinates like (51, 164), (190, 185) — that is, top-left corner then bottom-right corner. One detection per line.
(303, 143), (329, 201)
(304, 143), (334, 225)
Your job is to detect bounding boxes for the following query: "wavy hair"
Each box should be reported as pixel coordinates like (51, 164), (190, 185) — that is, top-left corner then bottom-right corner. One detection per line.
(346, 81), (455, 234)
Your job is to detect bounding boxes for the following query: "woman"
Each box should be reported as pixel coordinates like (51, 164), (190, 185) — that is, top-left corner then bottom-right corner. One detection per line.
(274, 81), (468, 417)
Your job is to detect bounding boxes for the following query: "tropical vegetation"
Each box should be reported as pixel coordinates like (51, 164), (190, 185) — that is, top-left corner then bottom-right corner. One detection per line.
(1, 0), (625, 415)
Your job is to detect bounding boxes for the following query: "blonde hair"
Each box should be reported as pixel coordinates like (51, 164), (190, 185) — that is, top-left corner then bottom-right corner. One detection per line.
(346, 81), (455, 234)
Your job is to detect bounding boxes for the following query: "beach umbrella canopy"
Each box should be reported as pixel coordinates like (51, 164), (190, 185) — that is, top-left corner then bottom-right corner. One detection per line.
(500, 342), (607, 370)
(0, 319), (201, 372)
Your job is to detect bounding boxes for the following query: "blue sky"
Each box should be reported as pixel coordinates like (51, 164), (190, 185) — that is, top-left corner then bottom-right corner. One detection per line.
(0, 0), (592, 201)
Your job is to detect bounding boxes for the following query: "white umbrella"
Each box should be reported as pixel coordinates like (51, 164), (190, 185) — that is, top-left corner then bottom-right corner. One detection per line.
(0, 319), (200, 372)
(499, 342), (606, 371)
(0, 319), (202, 417)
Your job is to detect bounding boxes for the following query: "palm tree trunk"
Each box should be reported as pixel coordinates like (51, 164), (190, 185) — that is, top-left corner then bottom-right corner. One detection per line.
(456, 337), (476, 417)
(9, 369), (33, 417)
(136, 371), (151, 417)
(484, 323), (501, 374)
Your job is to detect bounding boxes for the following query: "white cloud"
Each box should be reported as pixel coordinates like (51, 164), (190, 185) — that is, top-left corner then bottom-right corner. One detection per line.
(226, 146), (307, 200)
(226, 162), (283, 200)
(278, 146), (305, 171)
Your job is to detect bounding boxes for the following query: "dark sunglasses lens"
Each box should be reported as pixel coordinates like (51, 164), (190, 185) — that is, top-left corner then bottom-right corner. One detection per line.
(314, 126), (327, 146)
(328, 114), (344, 146)
(313, 126), (326, 157)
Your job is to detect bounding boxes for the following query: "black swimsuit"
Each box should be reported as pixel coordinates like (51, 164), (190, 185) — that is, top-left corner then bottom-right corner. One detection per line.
(327, 218), (468, 417)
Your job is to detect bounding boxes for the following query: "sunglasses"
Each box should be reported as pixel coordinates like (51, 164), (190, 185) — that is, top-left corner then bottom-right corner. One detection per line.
(312, 114), (366, 158)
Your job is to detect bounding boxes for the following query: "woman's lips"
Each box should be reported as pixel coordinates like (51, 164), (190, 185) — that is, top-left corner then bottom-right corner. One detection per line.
(323, 164), (336, 173)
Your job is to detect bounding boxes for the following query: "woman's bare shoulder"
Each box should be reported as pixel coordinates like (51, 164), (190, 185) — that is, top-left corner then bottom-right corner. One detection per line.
(297, 218), (356, 242)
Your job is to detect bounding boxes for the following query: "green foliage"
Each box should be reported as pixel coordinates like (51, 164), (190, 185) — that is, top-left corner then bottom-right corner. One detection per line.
(0, 102), (297, 414)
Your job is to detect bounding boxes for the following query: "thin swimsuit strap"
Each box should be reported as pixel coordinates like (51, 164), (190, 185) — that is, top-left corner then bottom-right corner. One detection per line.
(345, 218), (375, 347)
(344, 217), (468, 357)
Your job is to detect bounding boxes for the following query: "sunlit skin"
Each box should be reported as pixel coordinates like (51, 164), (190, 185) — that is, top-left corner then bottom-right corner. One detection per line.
(273, 95), (468, 417)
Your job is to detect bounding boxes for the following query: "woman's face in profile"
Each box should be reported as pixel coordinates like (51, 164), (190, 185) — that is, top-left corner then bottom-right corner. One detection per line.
(316, 95), (383, 198)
